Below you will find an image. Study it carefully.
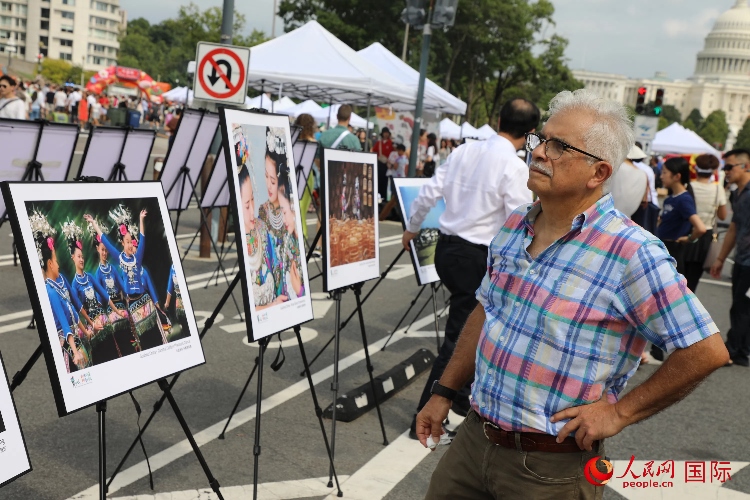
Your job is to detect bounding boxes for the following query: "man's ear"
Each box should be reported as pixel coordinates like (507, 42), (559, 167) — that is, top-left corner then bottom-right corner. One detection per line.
(587, 161), (613, 190)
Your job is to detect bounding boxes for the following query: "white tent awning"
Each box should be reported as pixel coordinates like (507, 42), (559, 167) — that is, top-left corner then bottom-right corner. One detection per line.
(476, 124), (497, 140)
(247, 21), (417, 107)
(357, 42), (466, 115)
(440, 118), (461, 139)
(461, 122), (480, 139)
(651, 122), (721, 157)
(272, 96), (296, 112)
(276, 99), (325, 119)
(245, 94), (273, 111)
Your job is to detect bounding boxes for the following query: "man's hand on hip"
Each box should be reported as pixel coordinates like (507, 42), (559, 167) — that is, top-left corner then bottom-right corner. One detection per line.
(416, 395), (452, 451)
(402, 230), (418, 251)
(550, 398), (627, 451)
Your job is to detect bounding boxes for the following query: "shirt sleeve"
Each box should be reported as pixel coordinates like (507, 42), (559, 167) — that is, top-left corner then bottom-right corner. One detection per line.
(719, 185), (727, 207)
(167, 267), (175, 296)
(501, 162), (533, 219)
(613, 240), (718, 354)
(405, 154), (449, 233)
(680, 193), (698, 219)
(90, 273), (110, 306)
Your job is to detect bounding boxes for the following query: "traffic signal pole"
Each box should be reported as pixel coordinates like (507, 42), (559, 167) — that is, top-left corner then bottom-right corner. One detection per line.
(408, 18), (432, 178)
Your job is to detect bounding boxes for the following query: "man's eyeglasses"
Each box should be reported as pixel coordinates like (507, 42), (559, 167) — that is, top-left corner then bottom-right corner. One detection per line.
(724, 162), (746, 171)
(525, 132), (604, 162)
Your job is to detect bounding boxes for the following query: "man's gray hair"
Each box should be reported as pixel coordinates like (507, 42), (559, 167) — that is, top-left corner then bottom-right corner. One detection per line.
(548, 89), (634, 194)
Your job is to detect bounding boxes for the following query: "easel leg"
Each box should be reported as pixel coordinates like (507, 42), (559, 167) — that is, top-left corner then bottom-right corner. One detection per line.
(218, 341), (268, 439)
(97, 401), (107, 500)
(294, 325), (342, 496)
(328, 289), (343, 486)
(430, 283), (442, 353)
(381, 285), (427, 351)
(404, 289), (433, 334)
(10, 343), (43, 393)
(252, 337), (269, 500)
(353, 284), (388, 446)
(107, 275), (241, 488)
(157, 379), (224, 500)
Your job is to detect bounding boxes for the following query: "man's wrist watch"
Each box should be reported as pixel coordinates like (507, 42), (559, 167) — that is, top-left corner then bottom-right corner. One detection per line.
(430, 380), (457, 401)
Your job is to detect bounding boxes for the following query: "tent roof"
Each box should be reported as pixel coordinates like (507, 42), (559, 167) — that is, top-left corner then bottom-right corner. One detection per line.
(245, 94), (273, 111)
(313, 104), (373, 129)
(247, 21), (417, 107)
(162, 86), (193, 104)
(357, 42), (466, 115)
(440, 118), (461, 139)
(476, 124), (496, 140)
(276, 99), (324, 118)
(272, 96), (296, 111)
(651, 122), (721, 157)
(461, 122), (480, 138)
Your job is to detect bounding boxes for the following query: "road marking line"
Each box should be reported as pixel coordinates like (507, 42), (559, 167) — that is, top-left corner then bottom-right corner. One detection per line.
(0, 310), (33, 323)
(107, 475), (349, 500)
(187, 273), (237, 290)
(0, 320), (34, 335)
(384, 264), (415, 280)
(699, 278), (731, 288)
(68, 310), (446, 499)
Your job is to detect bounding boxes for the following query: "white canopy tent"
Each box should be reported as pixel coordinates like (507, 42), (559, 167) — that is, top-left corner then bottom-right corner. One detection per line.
(476, 124), (497, 140)
(276, 99), (325, 119)
(460, 122), (480, 139)
(162, 86), (193, 105)
(311, 104), (374, 129)
(357, 42), (466, 114)
(272, 96), (296, 112)
(247, 21), (416, 108)
(651, 123), (721, 157)
(440, 118), (461, 139)
(245, 94), (273, 111)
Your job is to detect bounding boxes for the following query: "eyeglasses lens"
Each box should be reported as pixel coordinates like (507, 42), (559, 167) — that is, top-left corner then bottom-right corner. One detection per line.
(547, 140), (564, 160)
(526, 134), (540, 152)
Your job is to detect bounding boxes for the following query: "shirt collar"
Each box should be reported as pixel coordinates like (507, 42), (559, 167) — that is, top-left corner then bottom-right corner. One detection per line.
(488, 134), (517, 154)
(523, 193), (615, 234)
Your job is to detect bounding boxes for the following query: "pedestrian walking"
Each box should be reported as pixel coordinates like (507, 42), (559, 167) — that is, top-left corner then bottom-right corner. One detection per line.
(403, 98), (539, 442)
(416, 89), (728, 499)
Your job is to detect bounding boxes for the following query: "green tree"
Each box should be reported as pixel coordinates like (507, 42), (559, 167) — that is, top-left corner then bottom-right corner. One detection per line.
(687, 108), (704, 130)
(658, 116), (669, 130)
(683, 118), (697, 131)
(118, 3), (269, 85)
(734, 117), (750, 150)
(41, 59), (73, 84)
(698, 110), (730, 149)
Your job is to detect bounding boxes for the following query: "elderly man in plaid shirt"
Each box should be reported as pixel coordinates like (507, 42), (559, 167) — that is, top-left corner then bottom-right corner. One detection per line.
(416, 89), (729, 500)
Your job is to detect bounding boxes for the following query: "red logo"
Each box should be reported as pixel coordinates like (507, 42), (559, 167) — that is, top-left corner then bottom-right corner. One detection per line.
(584, 456), (614, 486)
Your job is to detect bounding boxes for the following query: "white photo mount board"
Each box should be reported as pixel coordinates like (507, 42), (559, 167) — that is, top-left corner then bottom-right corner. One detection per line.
(193, 42), (251, 106)
(0, 352), (32, 488)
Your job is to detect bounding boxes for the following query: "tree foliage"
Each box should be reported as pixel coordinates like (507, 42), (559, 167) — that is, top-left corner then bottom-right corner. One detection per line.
(683, 118), (697, 131)
(734, 117), (750, 150)
(687, 108), (704, 130)
(117, 3), (269, 85)
(278, 0), (582, 125)
(40, 59), (96, 86)
(698, 110), (729, 149)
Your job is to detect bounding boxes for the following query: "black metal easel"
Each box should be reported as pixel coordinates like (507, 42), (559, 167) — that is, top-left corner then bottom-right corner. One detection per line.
(108, 127), (132, 181)
(381, 281), (445, 352)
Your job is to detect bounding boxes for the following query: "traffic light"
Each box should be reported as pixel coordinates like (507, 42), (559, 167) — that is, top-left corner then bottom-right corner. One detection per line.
(431, 0), (459, 28)
(401, 0), (427, 28)
(636, 86), (647, 115)
(654, 88), (665, 116)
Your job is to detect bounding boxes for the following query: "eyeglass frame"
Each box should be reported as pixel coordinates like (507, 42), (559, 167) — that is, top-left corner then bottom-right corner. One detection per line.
(525, 132), (605, 163)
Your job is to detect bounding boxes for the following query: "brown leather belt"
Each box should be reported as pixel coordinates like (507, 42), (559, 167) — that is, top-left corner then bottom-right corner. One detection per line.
(479, 415), (595, 453)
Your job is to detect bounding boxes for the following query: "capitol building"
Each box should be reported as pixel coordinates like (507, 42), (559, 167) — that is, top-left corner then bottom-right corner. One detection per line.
(573, 0), (750, 149)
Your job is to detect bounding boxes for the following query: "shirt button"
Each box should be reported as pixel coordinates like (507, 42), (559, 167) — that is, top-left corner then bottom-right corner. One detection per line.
(529, 269), (536, 275)
(480, 402), (486, 408)
(499, 337), (505, 342)
(514, 301), (520, 307)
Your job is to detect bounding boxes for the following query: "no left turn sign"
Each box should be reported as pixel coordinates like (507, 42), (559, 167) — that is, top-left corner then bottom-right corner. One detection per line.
(193, 42), (251, 105)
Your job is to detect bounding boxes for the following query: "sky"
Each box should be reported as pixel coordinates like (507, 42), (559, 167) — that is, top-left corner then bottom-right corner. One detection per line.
(120, 0), (738, 81)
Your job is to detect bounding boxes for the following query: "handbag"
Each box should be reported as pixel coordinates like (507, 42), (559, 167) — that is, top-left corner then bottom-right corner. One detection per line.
(703, 185), (721, 272)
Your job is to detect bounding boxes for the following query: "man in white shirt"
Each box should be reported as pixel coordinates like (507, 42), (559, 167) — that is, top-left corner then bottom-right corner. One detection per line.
(402, 98), (539, 439)
(54, 87), (67, 113)
(610, 145), (648, 217)
(0, 75), (27, 120)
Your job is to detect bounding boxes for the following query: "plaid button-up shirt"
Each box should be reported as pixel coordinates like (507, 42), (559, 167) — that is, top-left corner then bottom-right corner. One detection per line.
(473, 194), (717, 435)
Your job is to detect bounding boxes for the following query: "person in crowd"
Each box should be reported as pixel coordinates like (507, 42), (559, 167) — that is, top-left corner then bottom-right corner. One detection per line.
(402, 98), (539, 442)
(30, 88), (43, 120)
(424, 132), (439, 177)
(30, 209), (91, 373)
(611, 145), (648, 218)
(416, 89), (728, 499)
(0, 75), (27, 120)
(319, 104), (362, 152)
(356, 128), (367, 151)
(85, 207), (167, 351)
(417, 128), (428, 176)
(371, 127), (394, 204)
(166, 108), (181, 148)
(711, 148), (750, 367)
(656, 157), (706, 275)
(77, 90), (89, 130)
(69, 86), (82, 123)
(630, 146), (660, 233)
(88, 217), (135, 358)
(45, 84), (56, 117)
(683, 154), (727, 292)
(54, 86), (67, 114)
(64, 219), (127, 365)
(294, 113), (319, 239)
(439, 139), (450, 165)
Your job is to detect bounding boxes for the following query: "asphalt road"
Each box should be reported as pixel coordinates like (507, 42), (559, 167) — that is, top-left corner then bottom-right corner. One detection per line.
(0, 153), (748, 499)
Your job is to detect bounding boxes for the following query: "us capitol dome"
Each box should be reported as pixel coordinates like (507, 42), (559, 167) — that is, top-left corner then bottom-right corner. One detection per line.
(573, 0), (750, 150)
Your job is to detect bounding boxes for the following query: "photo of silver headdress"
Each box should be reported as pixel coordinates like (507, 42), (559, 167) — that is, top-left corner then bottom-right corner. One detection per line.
(28, 208), (57, 267)
(108, 204), (138, 241)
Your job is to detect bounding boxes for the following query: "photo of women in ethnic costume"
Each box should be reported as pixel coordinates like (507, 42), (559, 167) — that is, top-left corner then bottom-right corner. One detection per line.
(233, 123), (305, 309)
(26, 197), (188, 373)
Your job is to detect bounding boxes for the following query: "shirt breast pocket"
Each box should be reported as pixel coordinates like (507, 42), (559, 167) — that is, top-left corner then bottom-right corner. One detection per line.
(542, 278), (619, 366)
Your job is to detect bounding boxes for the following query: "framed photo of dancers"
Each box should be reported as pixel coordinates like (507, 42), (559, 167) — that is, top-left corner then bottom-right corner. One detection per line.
(321, 149), (380, 292)
(393, 178), (445, 286)
(0, 352), (32, 487)
(218, 108), (314, 342)
(0, 181), (205, 417)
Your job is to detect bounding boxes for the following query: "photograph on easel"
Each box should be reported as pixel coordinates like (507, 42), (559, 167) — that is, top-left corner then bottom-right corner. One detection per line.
(393, 178), (445, 285)
(1, 182), (205, 417)
(0, 352), (32, 488)
(322, 148), (380, 291)
(219, 108), (314, 342)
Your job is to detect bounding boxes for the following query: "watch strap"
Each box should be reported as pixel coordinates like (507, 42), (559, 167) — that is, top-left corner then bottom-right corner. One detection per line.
(431, 380), (458, 400)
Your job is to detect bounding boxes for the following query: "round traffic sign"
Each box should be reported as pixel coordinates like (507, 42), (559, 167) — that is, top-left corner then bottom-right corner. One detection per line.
(197, 47), (246, 100)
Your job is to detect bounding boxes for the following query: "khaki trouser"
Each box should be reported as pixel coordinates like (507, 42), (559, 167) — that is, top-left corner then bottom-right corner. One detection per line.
(425, 410), (606, 500)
